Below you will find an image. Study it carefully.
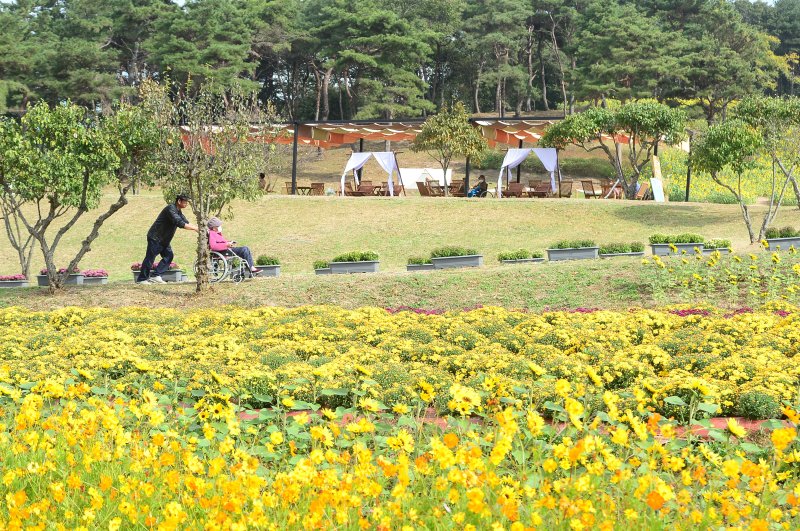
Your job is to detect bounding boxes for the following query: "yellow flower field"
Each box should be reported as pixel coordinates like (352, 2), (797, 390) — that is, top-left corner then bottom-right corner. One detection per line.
(2, 305), (800, 529)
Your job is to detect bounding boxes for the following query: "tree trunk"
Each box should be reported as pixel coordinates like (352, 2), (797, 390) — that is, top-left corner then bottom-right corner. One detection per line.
(194, 213), (212, 293)
(322, 67), (333, 121)
(1, 201), (35, 278)
(538, 35), (549, 111)
(473, 62), (483, 114)
(549, 16), (568, 117)
(312, 67), (322, 121)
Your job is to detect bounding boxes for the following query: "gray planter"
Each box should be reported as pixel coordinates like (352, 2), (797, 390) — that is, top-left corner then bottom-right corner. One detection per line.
(82, 276), (108, 285)
(37, 274), (83, 286)
(702, 248), (731, 256)
(546, 247), (600, 261)
(406, 263), (435, 271)
(256, 265), (280, 277)
(161, 270), (184, 282)
(650, 243), (704, 256)
(765, 237), (800, 251)
(0, 280), (29, 288)
(181, 272), (190, 282)
(329, 260), (380, 274)
(431, 255), (484, 269)
(500, 258), (545, 264)
(315, 268), (332, 275)
(599, 251), (646, 259)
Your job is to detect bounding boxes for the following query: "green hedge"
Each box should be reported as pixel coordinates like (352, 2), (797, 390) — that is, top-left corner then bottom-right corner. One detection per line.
(648, 233), (705, 244)
(256, 255), (280, 266)
(430, 246), (479, 258)
(705, 239), (732, 249)
(548, 239), (597, 249)
(407, 256), (433, 265)
(765, 226), (800, 239)
(331, 251), (379, 263)
(599, 242), (644, 254)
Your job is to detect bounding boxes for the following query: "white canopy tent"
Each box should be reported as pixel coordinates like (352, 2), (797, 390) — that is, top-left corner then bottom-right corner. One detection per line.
(496, 148), (558, 198)
(340, 152), (403, 196)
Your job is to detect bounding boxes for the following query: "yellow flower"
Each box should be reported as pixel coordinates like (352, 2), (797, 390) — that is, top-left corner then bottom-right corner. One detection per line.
(269, 431), (284, 445)
(726, 418), (747, 439)
(772, 427), (797, 451)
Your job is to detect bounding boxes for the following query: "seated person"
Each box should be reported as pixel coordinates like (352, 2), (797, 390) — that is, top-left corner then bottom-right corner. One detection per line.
(467, 175), (488, 198)
(207, 217), (260, 273)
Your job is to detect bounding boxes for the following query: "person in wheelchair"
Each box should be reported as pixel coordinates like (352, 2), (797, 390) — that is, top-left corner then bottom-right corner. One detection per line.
(207, 217), (260, 274)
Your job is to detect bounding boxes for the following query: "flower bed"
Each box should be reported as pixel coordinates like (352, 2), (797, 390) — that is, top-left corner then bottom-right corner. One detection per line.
(36, 267), (83, 286)
(2, 304), (800, 528)
(0, 274), (29, 288)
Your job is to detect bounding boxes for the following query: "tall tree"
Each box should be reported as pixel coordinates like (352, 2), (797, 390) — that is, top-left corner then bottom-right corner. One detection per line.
(145, 81), (276, 292)
(541, 101), (685, 198)
(0, 99), (160, 290)
(147, 0), (258, 96)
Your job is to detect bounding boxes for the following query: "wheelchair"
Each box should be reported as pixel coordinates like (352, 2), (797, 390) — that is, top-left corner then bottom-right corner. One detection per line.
(194, 250), (257, 283)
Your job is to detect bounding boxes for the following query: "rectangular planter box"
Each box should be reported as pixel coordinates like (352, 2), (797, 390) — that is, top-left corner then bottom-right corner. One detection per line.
(0, 280), (29, 288)
(132, 270), (184, 282)
(406, 263), (435, 271)
(256, 265), (280, 277)
(315, 268), (332, 275)
(599, 252), (646, 259)
(765, 237), (800, 251)
(500, 258), (545, 264)
(329, 261), (380, 274)
(82, 276), (108, 285)
(431, 255), (484, 269)
(546, 247), (599, 261)
(37, 274), (83, 286)
(702, 248), (731, 256)
(650, 243), (704, 256)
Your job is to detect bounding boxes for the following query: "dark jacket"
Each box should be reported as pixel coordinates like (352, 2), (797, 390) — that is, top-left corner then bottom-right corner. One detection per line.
(146, 204), (189, 245)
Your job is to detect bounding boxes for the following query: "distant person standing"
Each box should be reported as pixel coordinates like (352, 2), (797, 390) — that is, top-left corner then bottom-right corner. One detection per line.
(137, 193), (199, 284)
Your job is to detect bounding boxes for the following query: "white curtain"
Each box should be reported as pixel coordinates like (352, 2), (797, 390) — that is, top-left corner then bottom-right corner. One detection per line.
(372, 152), (399, 196)
(340, 152), (373, 195)
(533, 148), (558, 193)
(497, 148), (531, 198)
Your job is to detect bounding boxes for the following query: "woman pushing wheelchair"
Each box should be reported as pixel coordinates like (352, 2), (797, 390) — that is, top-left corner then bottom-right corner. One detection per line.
(206, 217), (261, 274)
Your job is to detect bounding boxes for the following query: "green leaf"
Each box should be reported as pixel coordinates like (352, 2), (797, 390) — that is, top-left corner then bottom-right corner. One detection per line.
(696, 402), (719, 414)
(663, 396), (688, 407)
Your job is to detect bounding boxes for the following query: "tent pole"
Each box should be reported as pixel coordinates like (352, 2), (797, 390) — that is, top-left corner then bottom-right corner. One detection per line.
(556, 149), (562, 198)
(464, 155), (471, 196)
(291, 121), (299, 195)
(393, 152), (406, 196)
(357, 138), (364, 182)
(516, 139), (522, 183)
(685, 131), (694, 202)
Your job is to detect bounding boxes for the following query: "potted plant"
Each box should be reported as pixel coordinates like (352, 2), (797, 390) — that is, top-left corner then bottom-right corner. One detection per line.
(649, 233), (705, 256)
(764, 227), (800, 251)
(407, 256), (435, 272)
(255, 255), (281, 277)
(702, 239), (732, 256)
(546, 240), (599, 261)
(498, 249), (545, 264)
(37, 267), (83, 286)
(430, 246), (483, 269)
(0, 274), (29, 288)
(314, 260), (331, 275)
(329, 251), (380, 274)
(82, 269), (109, 285)
(599, 242), (645, 259)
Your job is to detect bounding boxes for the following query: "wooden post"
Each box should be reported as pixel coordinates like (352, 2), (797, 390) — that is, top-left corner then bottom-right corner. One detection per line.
(291, 121), (299, 195)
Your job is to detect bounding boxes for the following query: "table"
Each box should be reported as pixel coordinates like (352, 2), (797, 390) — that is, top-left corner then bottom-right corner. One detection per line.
(295, 186), (312, 195)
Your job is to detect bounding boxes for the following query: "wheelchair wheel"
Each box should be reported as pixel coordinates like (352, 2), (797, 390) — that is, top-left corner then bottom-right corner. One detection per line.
(194, 251), (229, 283)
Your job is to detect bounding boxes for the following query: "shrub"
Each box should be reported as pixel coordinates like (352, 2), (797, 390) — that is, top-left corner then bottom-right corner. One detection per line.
(82, 269), (109, 278)
(765, 226), (800, 239)
(548, 239), (596, 249)
(531, 250), (544, 258)
(407, 256), (432, 265)
(648, 233), (704, 244)
(430, 246), (479, 258)
(497, 249), (532, 261)
(599, 243), (630, 254)
(737, 390), (781, 420)
(313, 260), (329, 270)
(630, 242), (645, 252)
(705, 239), (731, 249)
(331, 251), (379, 263)
(256, 255), (280, 266)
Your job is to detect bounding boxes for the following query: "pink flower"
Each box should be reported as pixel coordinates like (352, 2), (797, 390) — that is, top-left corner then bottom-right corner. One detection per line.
(82, 269), (108, 278)
(0, 274), (26, 281)
(40, 267), (81, 275)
